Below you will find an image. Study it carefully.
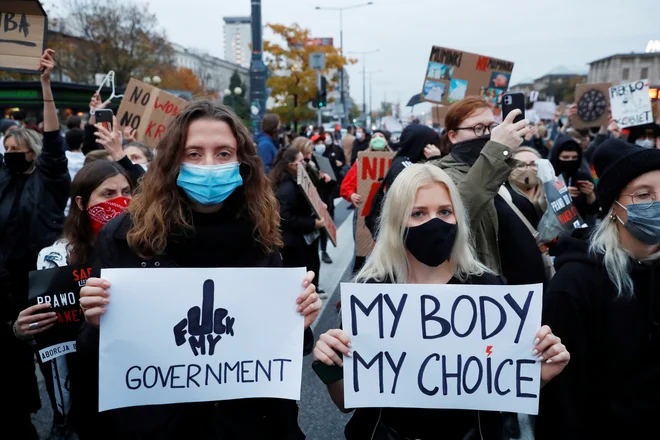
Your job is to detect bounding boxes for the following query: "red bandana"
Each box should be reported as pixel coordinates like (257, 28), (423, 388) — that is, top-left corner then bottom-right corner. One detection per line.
(88, 196), (130, 235)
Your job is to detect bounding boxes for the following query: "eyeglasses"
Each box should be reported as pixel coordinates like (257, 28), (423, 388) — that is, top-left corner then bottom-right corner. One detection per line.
(455, 122), (499, 137)
(623, 190), (659, 209)
(514, 161), (538, 170)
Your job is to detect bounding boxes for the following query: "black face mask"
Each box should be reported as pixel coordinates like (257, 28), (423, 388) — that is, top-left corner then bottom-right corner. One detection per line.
(450, 136), (491, 167)
(555, 159), (580, 176)
(405, 217), (458, 267)
(3, 152), (32, 174)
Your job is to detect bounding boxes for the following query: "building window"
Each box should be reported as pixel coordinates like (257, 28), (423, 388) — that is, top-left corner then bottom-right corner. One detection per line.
(622, 68), (629, 80)
(641, 67), (648, 79)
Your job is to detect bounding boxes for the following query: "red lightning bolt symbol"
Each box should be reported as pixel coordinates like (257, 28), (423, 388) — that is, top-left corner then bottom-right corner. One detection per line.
(486, 346), (493, 357)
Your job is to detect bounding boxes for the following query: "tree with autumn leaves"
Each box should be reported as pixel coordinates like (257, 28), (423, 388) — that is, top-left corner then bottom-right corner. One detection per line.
(264, 23), (354, 129)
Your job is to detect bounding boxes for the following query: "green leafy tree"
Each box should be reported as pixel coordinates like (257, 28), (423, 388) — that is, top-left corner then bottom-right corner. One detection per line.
(223, 71), (250, 126)
(263, 23), (355, 130)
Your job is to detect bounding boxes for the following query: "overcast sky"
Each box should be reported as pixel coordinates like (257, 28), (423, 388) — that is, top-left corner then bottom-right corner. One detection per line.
(46, 0), (658, 115)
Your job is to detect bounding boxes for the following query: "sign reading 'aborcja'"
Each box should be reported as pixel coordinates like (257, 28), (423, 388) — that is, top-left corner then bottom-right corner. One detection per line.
(98, 267), (306, 412)
(340, 282), (543, 415)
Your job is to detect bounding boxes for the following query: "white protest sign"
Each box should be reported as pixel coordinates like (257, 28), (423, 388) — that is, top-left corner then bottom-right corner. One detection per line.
(609, 80), (653, 129)
(341, 282), (543, 415)
(98, 267), (306, 412)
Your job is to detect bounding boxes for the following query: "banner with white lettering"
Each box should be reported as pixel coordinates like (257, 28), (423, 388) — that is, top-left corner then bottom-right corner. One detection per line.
(609, 80), (653, 129)
(340, 282), (543, 415)
(98, 267), (306, 412)
(28, 264), (95, 362)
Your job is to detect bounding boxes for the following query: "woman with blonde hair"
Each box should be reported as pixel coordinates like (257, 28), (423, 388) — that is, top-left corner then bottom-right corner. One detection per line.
(314, 163), (570, 440)
(77, 101), (321, 439)
(538, 138), (660, 440)
(507, 146), (547, 227)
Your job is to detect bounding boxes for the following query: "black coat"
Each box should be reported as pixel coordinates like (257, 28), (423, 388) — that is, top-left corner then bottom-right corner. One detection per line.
(76, 211), (311, 440)
(0, 130), (69, 415)
(277, 174), (317, 249)
(537, 228), (660, 440)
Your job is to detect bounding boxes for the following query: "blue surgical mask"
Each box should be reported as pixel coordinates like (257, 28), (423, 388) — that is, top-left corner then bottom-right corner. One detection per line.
(177, 162), (243, 206)
(616, 201), (660, 245)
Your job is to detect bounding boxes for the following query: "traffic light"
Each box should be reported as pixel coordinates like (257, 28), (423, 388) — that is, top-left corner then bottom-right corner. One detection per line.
(318, 76), (328, 108)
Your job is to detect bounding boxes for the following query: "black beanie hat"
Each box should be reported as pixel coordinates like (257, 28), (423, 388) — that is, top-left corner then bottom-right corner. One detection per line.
(593, 138), (660, 212)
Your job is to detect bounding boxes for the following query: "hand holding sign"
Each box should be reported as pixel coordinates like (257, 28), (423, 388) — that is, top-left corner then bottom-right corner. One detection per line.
(80, 277), (111, 328)
(297, 271), (321, 329)
(533, 325), (569, 384)
(314, 329), (352, 367)
(39, 48), (55, 83)
(14, 303), (57, 339)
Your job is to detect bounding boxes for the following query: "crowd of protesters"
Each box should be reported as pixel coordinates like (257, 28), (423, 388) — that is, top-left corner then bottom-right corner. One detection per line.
(2, 48), (659, 440)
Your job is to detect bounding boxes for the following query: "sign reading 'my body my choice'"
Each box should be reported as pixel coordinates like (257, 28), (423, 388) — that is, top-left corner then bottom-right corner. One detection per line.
(341, 283), (543, 415)
(117, 78), (189, 148)
(98, 268), (306, 412)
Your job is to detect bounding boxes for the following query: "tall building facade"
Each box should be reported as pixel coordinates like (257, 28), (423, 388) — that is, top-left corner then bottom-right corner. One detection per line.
(588, 52), (660, 85)
(223, 17), (252, 68)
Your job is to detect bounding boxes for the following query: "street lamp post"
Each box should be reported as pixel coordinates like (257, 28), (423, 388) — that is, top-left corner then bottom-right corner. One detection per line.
(349, 49), (379, 125)
(224, 87), (243, 111)
(314, 2), (373, 128)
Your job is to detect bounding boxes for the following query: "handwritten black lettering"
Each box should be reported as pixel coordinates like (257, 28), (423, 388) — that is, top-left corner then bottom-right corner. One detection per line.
(421, 295), (451, 339)
(516, 360), (537, 398)
(504, 291), (534, 344)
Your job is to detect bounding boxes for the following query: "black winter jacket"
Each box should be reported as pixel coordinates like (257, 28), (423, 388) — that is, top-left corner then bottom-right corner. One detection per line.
(76, 211), (312, 440)
(537, 228), (660, 440)
(277, 174), (317, 249)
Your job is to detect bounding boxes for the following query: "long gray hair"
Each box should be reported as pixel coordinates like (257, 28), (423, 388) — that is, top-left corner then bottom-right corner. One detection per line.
(4, 128), (42, 156)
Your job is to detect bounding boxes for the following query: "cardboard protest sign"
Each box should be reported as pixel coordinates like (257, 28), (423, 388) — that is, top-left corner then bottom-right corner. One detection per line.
(532, 101), (557, 121)
(341, 282), (543, 414)
(28, 264), (96, 363)
(98, 267), (306, 411)
(356, 151), (395, 257)
(313, 152), (337, 181)
(117, 78), (189, 148)
(297, 164), (337, 246)
(571, 83), (611, 129)
(421, 46), (514, 107)
(0, 1), (48, 73)
(609, 80), (653, 129)
(432, 106), (449, 127)
(544, 176), (585, 232)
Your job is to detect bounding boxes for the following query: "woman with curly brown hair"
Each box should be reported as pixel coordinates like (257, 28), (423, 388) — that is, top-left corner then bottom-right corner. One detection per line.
(76, 101), (321, 439)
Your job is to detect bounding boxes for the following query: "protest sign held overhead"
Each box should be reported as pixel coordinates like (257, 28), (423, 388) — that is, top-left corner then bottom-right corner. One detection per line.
(341, 282), (543, 415)
(313, 152), (337, 181)
(356, 151), (395, 256)
(117, 78), (189, 148)
(297, 164), (337, 246)
(98, 267), (306, 412)
(28, 264), (96, 363)
(572, 83), (611, 129)
(609, 80), (653, 129)
(0, 1), (48, 73)
(421, 46), (514, 109)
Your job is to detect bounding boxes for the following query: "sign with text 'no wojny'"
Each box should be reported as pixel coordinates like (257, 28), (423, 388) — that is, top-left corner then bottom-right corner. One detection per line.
(117, 78), (189, 148)
(341, 282), (543, 415)
(0, 1), (48, 73)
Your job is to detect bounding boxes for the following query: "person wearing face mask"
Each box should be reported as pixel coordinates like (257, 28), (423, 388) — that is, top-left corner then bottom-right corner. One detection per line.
(313, 164), (570, 440)
(76, 102), (321, 439)
(342, 126), (356, 164)
(13, 160), (132, 440)
(507, 147), (547, 227)
(629, 123), (660, 150)
(433, 97), (547, 292)
(549, 135), (599, 223)
(322, 132), (346, 183)
(537, 138), (660, 440)
(349, 126), (371, 165)
(1, 49), (70, 440)
(309, 134), (338, 266)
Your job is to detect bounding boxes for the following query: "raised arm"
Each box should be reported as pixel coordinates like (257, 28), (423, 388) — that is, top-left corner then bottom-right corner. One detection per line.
(40, 49), (58, 133)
